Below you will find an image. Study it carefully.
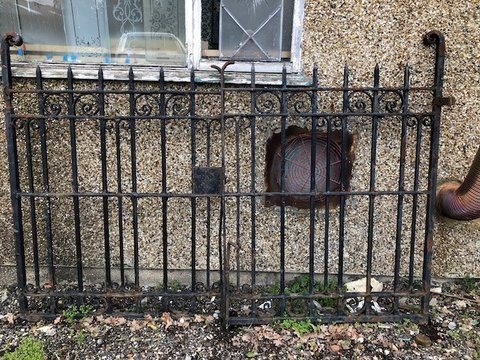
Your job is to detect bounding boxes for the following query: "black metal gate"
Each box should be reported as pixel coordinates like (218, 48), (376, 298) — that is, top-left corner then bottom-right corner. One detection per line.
(1, 31), (452, 326)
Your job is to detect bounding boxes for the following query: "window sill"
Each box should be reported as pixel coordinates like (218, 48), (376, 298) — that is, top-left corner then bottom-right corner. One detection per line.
(7, 62), (311, 86)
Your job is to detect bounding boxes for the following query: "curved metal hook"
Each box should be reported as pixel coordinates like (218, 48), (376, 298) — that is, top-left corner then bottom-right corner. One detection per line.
(423, 30), (445, 54)
(3, 32), (23, 47)
(423, 30), (447, 90)
(211, 60), (235, 87)
(211, 60), (236, 75)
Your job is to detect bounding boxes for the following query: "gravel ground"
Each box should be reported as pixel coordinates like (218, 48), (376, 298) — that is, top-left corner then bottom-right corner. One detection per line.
(0, 281), (479, 359)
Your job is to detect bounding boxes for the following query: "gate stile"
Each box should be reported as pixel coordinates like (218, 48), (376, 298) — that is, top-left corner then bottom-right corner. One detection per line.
(1, 31), (452, 326)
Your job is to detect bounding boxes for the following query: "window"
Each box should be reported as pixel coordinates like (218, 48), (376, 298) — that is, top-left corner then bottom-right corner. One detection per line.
(202, 0), (293, 61)
(196, 0), (304, 72)
(0, 0), (304, 72)
(0, 0), (187, 66)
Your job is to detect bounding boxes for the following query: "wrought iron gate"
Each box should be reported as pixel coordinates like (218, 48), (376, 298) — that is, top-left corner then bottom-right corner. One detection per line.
(1, 31), (452, 326)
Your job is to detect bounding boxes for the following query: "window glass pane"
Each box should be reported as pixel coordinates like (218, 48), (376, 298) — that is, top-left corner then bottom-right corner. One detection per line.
(202, 0), (292, 54)
(202, 0), (293, 60)
(0, 0), (186, 66)
(282, 0), (293, 52)
(0, 0), (66, 60)
(201, 0), (220, 50)
(0, 2), (19, 35)
(112, 0), (186, 65)
(220, 0), (284, 61)
(63, 0), (109, 62)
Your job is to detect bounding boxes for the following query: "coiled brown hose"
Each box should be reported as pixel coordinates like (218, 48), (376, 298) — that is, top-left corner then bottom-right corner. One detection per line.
(436, 145), (480, 220)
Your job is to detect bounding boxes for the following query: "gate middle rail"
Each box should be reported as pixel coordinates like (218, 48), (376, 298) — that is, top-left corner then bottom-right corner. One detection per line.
(1, 31), (453, 327)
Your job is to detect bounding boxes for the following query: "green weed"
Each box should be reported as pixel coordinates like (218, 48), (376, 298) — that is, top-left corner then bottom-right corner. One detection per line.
(459, 275), (479, 293)
(264, 283), (281, 295)
(286, 275), (340, 308)
(74, 329), (87, 344)
(447, 330), (461, 340)
(362, 322), (379, 330)
(280, 319), (314, 336)
(1, 337), (45, 360)
(168, 280), (184, 292)
(62, 304), (93, 325)
(393, 318), (418, 334)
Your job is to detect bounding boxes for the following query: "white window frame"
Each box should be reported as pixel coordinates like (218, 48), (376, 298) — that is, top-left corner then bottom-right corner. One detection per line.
(185, 0), (305, 73)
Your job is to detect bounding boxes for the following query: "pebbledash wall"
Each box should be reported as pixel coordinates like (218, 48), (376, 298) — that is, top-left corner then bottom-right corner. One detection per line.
(0, 0), (479, 285)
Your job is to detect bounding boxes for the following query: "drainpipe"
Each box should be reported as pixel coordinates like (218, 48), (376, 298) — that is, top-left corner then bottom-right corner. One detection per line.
(436, 145), (480, 220)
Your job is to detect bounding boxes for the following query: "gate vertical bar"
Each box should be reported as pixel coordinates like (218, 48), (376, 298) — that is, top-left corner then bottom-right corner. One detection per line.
(98, 68), (112, 289)
(221, 66), (228, 327)
(35, 66), (55, 288)
(67, 66), (84, 292)
(128, 67), (140, 288)
(337, 66), (349, 312)
(323, 103), (332, 287)
(279, 65), (288, 315)
(308, 66), (318, 305)
(189, 69), (197, 294)
(250, 64), (257, 317)
(408, 117), (422, 290)
(235, 116), (241, 287)
(1, 33), (27, 314)
(211, 61), (233, 328)
(159, 68), (169, 294)
(393, 65), (410, 313)
(422, 30), (446, 316)
(24, 105), (40, 288)
(365, 65), (380, 313)
(205, 124), (212, 288)
(115, 117), (126, 288)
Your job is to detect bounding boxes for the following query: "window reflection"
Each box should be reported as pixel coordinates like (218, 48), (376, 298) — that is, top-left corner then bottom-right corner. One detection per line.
(0, 0), (186, 66)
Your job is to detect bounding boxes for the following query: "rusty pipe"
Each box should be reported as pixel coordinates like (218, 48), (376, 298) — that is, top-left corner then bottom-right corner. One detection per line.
(436, 145), (480, 220)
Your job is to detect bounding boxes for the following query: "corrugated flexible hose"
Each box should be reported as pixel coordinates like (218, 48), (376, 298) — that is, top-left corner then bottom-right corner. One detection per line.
(436, 145), (480, 220)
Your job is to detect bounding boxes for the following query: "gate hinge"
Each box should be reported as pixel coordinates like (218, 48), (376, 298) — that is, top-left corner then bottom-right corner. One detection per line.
(433, 96), (455, 106)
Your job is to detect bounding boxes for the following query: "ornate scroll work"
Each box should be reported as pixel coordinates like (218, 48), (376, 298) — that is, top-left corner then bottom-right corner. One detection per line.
(150, 0), (180, 35)
(113, 0), (143, 34)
